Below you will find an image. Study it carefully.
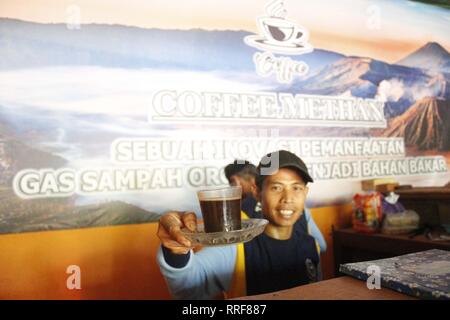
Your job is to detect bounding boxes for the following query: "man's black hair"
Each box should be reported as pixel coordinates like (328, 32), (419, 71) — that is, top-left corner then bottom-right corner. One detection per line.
(224, 160), (257, 183)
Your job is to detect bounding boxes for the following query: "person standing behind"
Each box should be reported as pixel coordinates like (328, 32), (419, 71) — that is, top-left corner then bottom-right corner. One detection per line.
(224, 160), (260, 218)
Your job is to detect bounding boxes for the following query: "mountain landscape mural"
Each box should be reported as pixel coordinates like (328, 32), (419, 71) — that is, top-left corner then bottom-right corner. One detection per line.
(1, 18), (449, 120)
(0, 17), (449, 234)
(382, 97), (450, 151)
(397, 42), (450, 72)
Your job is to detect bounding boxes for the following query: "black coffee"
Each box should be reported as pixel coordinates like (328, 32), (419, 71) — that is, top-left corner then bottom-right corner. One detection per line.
(200, 198), (241, 233)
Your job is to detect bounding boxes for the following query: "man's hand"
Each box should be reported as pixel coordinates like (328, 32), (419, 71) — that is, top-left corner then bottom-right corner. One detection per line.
(157, 211), (198, 254)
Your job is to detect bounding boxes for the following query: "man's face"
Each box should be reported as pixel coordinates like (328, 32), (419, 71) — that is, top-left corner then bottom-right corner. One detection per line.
(230, 175), (256, 197)
(259, 168), (309, 227)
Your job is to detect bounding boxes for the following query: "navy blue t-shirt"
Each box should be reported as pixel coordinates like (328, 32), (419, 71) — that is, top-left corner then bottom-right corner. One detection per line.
(242, 196), (259, 218)
(244, 213), (320, 295)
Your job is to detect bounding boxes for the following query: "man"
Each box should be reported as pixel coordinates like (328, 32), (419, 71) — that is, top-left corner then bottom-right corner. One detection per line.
(157, 150), (321, 299)
(224, 160), (258, 199)
(224, 159), (326, 253)
(224, 160), (260, 218)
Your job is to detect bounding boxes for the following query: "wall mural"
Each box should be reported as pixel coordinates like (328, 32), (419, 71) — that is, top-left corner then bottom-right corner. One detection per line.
(0, 0), (449, 234)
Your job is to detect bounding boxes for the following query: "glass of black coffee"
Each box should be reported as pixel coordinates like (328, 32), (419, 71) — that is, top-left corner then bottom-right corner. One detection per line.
(197, 186), (242, 233)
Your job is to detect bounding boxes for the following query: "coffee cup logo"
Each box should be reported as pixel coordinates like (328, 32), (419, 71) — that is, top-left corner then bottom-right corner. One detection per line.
(245, 0), (313, 55)
(259, 17), (305, 45)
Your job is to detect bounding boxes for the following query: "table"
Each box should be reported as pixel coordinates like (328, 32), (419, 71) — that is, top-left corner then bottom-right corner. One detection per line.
(235, 276), (415, 300)
(333, 228), (450, 276)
